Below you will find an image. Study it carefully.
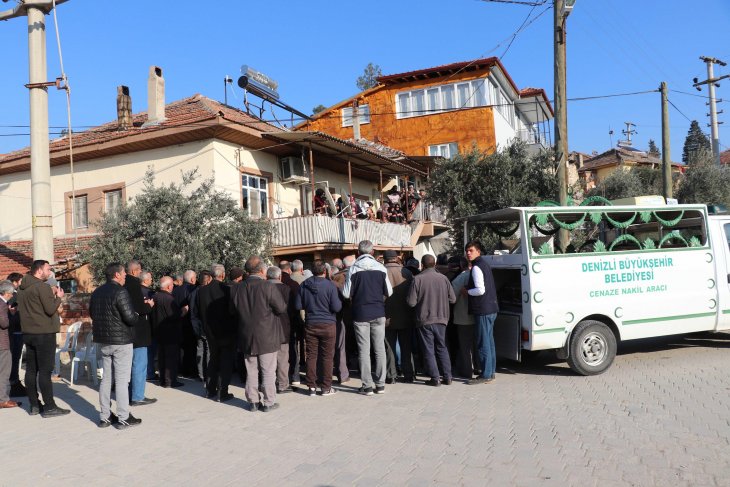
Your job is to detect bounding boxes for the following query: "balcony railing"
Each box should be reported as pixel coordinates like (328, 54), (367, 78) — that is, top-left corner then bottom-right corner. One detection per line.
(517, 129), (548, 147)
(273, 215), (413, 248)
(410, 200), (447, 223)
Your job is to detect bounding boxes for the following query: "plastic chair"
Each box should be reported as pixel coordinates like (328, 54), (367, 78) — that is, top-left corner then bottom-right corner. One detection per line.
(54, 321), (82, 376)
(71, 331), (98, 385)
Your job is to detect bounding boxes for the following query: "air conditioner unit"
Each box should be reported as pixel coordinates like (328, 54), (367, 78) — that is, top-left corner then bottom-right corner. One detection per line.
(280, 156), (309, 183)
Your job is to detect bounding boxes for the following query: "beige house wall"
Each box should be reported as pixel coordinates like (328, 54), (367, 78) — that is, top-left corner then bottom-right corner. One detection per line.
(0, 140), (215, 240)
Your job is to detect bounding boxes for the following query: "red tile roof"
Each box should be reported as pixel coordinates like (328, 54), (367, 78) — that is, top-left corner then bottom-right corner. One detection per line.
(376, 57), (504, 85)
(721, 149), (730, 165)
(0, 94), (279, 165)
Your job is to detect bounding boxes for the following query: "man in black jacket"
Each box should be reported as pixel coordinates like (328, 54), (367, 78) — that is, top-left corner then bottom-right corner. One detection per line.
(124, 261), (156, 406)
(153, 277), (183, 388)
(90, 262), (145, 429)
(198, 265), (235, 402)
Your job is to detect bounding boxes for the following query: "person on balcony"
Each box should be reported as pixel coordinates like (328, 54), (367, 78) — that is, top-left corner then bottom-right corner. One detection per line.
(377, 202), (390, 223)
(314, 188), (330, 216)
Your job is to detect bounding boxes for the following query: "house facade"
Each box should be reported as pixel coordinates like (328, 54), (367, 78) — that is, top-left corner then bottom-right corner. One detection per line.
(0, 67), (435, 288)
(579, 146), (685, 191)
(300, 57), (553, 158)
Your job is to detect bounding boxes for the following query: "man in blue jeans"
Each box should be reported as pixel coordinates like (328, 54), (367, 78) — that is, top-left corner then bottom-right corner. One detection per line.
(124, 261), (156, 406)
(343, 240), (392, 396)
(463, 241), (499, 385)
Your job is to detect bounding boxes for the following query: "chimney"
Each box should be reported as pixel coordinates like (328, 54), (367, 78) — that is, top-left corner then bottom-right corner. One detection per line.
(116, 85), (132, 130)
(143, 66), (166, 126)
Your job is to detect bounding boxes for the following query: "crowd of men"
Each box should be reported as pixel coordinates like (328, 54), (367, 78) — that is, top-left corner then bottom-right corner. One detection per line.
(0, 239), (499, 431)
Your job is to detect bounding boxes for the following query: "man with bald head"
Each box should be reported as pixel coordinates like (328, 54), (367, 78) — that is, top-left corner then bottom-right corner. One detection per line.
(153, 276), (183, 388)
(230, 255), (287, 412)
(407, 254), (456, 387)
(173, 269), (198, 380)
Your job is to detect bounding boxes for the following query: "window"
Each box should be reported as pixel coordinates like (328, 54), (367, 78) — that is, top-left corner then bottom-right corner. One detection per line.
(725, 223), (730, 251)
(395, 78), (491, 119)
(341, 104), (371, 127)
(241, 174), (268, 218)
(73, 195), (88, 229)
(429, 143), (459, 158)
(105, 189), (122, 213)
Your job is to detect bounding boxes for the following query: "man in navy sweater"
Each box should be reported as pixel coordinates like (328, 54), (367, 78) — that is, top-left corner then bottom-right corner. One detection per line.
(295, 261), (342, 396)
(343, 240), (393, 396)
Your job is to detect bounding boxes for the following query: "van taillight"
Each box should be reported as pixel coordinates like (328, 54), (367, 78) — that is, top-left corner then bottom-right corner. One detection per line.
(522, 330), (529, 342)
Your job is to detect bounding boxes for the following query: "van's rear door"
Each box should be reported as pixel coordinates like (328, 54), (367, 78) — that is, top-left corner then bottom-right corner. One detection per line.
(713, 218), (730, 330)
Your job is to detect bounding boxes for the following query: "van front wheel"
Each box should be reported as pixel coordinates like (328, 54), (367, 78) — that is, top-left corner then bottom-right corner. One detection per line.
(567, 320), (616, 376)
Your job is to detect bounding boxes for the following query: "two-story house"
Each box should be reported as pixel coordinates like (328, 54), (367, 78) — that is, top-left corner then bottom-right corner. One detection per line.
(0, 66), (433, 290)
(300, 57), (553, 159)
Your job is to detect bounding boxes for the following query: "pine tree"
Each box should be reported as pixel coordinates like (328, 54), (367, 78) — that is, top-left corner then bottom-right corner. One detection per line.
(647, 139), (660, 158)
(312, 104), (326, 115)
(356, 63), (382, 91)
(682, 120), (711, 164)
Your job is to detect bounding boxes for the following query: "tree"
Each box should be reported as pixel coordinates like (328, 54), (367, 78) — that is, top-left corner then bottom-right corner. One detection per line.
(647, 139), (660, 158)
(80, 169), (274, 284)
(588, 168), (647, 201)
(312, 104), (327, 115)
(427, 141), (558, 251)
(682, 120), (711, 164)
(676, 147), (730, 207)
(356, 63), (382, 91)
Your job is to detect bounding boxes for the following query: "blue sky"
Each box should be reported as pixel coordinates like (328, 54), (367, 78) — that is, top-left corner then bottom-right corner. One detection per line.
(1, 0), (729, 159)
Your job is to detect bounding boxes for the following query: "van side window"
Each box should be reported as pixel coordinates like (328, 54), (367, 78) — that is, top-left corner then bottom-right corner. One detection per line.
(529, 208), (708, 255)
(724, 224), (730, 251)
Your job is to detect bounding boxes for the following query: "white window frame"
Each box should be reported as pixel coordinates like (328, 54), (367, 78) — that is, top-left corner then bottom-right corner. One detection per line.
(241, 174), (269, 219)
(104, 189), (122, 213)
(72, 195), (88, 229)
(428, 142), (459, 158)
(395, 78), (491, 119)
(341, 104), (371, 127)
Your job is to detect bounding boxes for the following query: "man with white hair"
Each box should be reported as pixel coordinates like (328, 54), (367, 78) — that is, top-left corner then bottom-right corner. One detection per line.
(152, 276), (183, 389)
(197, 265), (235, 402)
(0, 280), (20, 409)
(290, 260), (306, 285)
(173, 270), (198, 380)
(267, 266), (293, 394)
(124, 260), (156, 407)
(343, 241), (393, 396)
(331, 255), (355, 383)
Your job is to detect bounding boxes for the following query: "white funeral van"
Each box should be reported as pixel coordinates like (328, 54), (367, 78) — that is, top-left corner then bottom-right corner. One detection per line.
(462, 199), (730, 375)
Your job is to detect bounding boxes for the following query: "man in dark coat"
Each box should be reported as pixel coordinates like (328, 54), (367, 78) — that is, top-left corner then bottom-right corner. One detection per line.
(279, 261), (304, 385)
(267, 266), (293, 394)
(230, 255), (287, 412)
(90, 262), (144, 429)
(18, 260), (66, 417)
(153, 276), (183, 388)
(124, 260), (155, 406)
(0, 280), (20, 409)
(172, 270), (198, 379)
(190, 270), (213, 388)
(407, 254), (456, 387)
(384, 250), (415, 383)
(197, 265), (235, 402)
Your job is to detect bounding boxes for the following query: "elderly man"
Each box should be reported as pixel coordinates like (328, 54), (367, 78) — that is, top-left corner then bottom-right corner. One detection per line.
(331, 255), (355, 383)
(267, 266), (294, 394)
(230, 256), (287, 412)
(343, 241), (393, 396)
(153, 277), (183, 389)
(384, 250), (415, 383)
(124, 260), (156, 407)
(290, 260), (306, 285)
(6, 272), (24, 398)
(407, 254), (456, 386)
(90, 263), (145, 429)
(0, 280), (20, 409)
(197, 265), (235, 402)
(18, 260), (66, 417)
(173, 269), (198, 380)
(279, 260), (303, 385)
(139, 271), (158, 381)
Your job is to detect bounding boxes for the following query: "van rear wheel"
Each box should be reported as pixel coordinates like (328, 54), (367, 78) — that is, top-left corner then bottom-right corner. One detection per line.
(567, 320), (616, 376)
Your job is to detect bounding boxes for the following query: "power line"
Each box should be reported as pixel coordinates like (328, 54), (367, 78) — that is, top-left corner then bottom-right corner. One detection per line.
(480, 0), (548, 5)
(669, 89), (711, 99)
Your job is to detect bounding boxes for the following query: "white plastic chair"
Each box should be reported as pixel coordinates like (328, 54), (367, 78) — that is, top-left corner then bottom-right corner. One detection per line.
(54, 321), (82, 376)
(71, 331), (98, 385)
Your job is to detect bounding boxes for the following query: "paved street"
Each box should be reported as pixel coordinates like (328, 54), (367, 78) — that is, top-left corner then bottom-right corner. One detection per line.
(2, 332), (730, 487)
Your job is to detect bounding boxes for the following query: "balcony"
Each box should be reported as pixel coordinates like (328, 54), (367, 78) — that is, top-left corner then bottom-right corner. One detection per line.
(273, 215), (414, 252)
(517, 129), (549, 155)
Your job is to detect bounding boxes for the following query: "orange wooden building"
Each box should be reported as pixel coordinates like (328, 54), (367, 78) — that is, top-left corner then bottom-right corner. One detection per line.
(300, 57), (553, 159)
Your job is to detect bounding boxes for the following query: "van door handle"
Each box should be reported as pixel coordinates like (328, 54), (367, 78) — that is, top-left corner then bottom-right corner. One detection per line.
(727, 274), (730, 284)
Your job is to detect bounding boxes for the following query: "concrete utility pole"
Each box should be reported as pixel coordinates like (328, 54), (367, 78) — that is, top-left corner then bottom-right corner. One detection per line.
(693, 56), (728, 166)
(660, 82), (672, 199)
(1, 0), (69, 261)
(554, 0), (568, 208)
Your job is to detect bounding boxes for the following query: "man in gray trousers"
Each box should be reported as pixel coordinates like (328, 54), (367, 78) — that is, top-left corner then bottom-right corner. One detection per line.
(90, 263), (151, 429)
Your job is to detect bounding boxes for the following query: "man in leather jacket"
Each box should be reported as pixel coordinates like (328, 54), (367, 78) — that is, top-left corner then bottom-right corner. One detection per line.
(90, 262), (150, 430)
